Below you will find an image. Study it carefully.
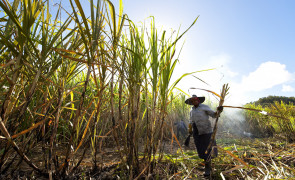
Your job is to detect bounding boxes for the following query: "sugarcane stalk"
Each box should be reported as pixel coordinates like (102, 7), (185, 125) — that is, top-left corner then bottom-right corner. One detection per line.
(205, 84), (229, 161)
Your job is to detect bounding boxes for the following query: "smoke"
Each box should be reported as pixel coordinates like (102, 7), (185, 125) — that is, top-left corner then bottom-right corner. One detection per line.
(217, 107), (249, 136)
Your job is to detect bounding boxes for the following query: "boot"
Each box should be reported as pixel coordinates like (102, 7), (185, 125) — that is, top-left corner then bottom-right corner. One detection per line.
(204, 161), (211, 177)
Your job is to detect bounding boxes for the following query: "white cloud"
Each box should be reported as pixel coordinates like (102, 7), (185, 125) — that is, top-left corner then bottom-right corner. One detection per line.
(238, 62), (293, 92)
(227, 61), (294, 105)
(282, 85), (294, 92)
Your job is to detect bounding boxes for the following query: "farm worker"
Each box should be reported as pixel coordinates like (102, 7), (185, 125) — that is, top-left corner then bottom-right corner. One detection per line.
(185, 95), (223, 177)
(174, 120), (188, 140)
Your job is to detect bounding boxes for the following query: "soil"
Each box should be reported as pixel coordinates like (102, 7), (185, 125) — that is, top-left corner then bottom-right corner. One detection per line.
(0, 135), (215, 179)
(2, 133), (273, 179)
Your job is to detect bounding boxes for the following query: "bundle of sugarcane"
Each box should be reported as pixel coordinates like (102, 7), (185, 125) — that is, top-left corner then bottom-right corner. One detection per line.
(205, 83), (229, 157)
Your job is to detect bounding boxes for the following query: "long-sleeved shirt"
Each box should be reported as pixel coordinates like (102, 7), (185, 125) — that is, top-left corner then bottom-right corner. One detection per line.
(189, 104), (217, 135)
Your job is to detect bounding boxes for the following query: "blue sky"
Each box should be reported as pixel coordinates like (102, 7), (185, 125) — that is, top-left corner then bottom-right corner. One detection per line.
(110, 0), (295, 105)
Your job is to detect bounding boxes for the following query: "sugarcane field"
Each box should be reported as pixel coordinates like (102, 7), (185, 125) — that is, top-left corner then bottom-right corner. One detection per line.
(1, 0), (295, 179)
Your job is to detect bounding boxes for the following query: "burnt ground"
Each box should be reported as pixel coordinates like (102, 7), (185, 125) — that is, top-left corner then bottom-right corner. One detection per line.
(0, 136), (209, 180)
(1, 132), (294, 179)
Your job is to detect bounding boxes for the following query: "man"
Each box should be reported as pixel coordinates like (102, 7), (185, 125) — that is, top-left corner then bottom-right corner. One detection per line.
(185, 95), (223, 177)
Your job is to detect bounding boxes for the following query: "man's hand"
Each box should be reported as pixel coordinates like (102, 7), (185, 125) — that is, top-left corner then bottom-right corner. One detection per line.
(217, 106), (223, 112)
(188, 124), (193, 135)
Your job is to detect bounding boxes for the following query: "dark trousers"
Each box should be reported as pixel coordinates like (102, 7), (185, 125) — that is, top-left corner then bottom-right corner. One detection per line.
(192, 123), (218, 160)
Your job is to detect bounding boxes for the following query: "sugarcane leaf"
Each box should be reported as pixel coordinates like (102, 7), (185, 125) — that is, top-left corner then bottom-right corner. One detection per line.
(11, 119), (47, 139)
(190, 87), (223, 99)
(75, 110), (95, 153)
(168, 69), (214, 94)
(218, 146), (250, 167)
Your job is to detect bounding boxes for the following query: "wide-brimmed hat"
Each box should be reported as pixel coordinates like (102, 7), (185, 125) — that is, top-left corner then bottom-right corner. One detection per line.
(185, 95), (205, 105)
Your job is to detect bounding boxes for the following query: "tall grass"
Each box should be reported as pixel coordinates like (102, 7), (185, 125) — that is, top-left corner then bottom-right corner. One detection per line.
(0, 0), (199, 178)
